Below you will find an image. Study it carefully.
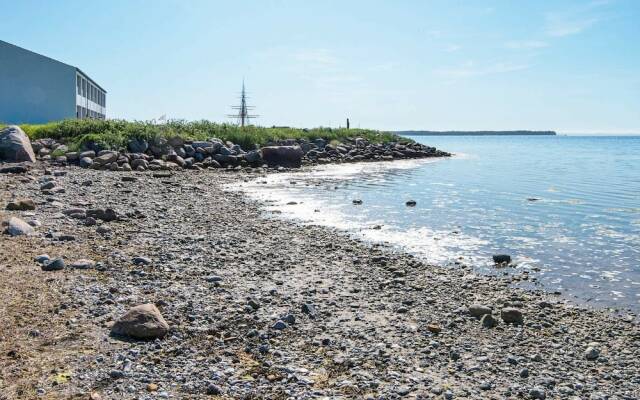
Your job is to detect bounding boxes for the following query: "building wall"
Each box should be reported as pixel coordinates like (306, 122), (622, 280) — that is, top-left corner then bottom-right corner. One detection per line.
(76, 71), (107, 120)
(0, 40), (76, 124)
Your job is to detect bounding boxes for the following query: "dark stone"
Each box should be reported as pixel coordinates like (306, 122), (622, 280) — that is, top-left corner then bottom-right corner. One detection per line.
(42, 258), (65, 271)
(0, 165), (29, 174)
(86, 208), (118, 222)
(6, 199), (36, 211)
(492, 254), (511, 264)
(260, 146), (304, 168)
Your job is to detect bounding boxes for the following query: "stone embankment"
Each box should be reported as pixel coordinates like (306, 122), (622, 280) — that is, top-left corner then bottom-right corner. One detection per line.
(26, 132), (449, 171)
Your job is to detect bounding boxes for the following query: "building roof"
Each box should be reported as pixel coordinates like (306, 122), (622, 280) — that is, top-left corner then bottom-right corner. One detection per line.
(0, 39), (107, 93)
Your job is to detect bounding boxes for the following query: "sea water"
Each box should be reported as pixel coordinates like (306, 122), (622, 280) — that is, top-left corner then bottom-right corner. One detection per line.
(234, 135), (640, 311)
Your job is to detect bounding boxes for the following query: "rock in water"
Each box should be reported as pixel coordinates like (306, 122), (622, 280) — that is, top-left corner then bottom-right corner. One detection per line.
(406, 200), (417, 207)
(0, 126), (36, 163)
(493, 254), (511, 264)
(501, 307), (524, 324)
(4, 217), (35, 236)
(111, 304), (169, 339)
(260, 146), (304, 168)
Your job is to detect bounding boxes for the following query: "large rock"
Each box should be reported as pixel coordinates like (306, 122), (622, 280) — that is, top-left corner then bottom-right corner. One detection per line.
(6, 199), (36, 211)
(94, 151), (119, 166)
(244, 150), (262, 164)
(4, 217), (35, 236)
(111, 304), (169, 339)
(128, 138), (149, 154)
(260, 146), (304, 168)
(0, 126), (36, 163)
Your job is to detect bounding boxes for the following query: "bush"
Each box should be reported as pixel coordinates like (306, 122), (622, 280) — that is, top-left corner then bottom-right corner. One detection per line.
(14, 119), (410, 151)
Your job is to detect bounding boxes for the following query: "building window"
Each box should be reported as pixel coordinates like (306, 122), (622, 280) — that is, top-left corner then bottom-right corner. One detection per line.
(77, 76), (81, 95)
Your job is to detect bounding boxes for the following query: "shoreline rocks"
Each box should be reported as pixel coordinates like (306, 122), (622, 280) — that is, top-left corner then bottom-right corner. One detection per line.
(23, 135), (451, 171)
(1, 166), (638, 399)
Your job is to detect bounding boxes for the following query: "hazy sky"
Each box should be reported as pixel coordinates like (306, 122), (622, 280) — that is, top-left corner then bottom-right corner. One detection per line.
(2, 0), (639, 133)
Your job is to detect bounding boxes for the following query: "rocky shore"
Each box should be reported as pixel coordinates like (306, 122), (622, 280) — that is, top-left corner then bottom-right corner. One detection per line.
(27, 134), (450, 172)
(1, 161), (639, 400)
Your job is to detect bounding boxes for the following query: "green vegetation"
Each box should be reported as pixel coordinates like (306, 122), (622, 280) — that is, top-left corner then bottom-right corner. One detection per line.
(8, 119), (408, 151)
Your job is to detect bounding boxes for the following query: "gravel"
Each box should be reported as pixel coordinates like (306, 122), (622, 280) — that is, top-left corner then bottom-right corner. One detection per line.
(0, 164), (639, 399)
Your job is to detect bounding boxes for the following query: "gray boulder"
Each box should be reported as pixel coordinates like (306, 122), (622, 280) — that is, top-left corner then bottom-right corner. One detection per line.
(0, 126), (36, 163)
(261, 145), (304, 168)
(79, 157), (93, 168)
(468, 304), (492, 319)
(244, 150), (262, 164)
(111, 303), (169, 339)
(42, 258), (65, 271)
(4, 217), (35, 236)
(94, 151), (118, 166)
(128, 138), (148, 154)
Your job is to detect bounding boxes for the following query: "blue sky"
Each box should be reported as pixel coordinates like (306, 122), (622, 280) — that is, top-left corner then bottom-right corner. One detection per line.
(1, 0), (639, 133)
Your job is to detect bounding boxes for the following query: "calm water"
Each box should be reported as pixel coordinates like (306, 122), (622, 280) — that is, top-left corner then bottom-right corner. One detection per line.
(234, 135), (640, 311)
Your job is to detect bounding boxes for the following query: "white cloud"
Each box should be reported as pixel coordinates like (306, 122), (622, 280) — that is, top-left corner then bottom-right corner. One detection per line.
(545, 14), (599, 37)
(544, 0), (611, 37)
(294, 49), (338, 67)
(505, 40), (549, 49)
(436, 61), (530, 79)
(444, 44), (461, 53)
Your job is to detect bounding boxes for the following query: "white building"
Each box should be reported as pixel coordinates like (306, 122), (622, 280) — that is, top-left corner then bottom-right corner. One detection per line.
(0, 40), (106, 124)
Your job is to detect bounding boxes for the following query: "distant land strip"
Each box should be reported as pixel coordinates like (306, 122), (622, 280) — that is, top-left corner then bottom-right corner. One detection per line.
(397, 130), (557, 136)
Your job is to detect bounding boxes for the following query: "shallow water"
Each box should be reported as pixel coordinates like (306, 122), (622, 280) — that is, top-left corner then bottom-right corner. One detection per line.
(233, 135), (640, 311)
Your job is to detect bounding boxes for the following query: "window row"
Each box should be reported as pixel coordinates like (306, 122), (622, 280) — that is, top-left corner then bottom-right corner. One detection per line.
(77, 106), (105, 120)
(76, 75), (106, 107)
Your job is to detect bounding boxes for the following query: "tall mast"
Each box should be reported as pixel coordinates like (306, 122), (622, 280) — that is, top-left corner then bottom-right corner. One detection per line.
(228, 79), (258, 127)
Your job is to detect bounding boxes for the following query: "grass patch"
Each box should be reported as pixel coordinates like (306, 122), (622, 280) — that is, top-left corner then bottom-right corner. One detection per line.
(7, 119), (411, 152)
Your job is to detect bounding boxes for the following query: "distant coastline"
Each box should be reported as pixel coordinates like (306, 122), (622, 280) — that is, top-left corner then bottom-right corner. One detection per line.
(398, 130), (557, 136)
